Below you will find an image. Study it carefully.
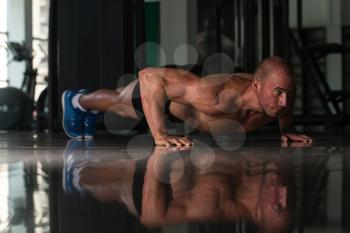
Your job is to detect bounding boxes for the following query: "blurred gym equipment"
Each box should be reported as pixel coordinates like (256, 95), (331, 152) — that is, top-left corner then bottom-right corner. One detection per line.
(0, 41), (36, 129)
(287, 0), (350, 125)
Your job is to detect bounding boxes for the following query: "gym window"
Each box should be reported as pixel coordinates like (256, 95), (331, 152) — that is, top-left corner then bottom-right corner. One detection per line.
(32, 0), (49, 101)
(0, 0), (49, 100)
(0, 0), (7, 88)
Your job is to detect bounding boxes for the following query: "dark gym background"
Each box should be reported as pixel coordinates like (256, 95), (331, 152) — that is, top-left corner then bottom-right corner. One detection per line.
(48, 0), (350, 132)
(1, 0), (349, 132)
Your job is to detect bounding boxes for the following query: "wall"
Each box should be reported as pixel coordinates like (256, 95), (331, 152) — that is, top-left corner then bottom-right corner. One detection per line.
(160, 0), (197, 65)
(342, 0), (350, 26)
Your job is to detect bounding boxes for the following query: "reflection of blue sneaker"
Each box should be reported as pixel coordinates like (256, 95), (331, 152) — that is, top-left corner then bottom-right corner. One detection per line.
(83, 140), (97, 162)
(62, 139), (86, 194)
(62, 90), (86, 139)
(63, 139), (98, 195)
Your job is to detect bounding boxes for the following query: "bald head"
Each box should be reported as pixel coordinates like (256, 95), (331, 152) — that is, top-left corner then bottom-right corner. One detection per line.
(252, 57), (295, 117)
(254, 56), (294, 83)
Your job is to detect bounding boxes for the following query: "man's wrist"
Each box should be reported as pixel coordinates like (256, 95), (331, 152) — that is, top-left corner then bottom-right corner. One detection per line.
(154, 131), (168, 139)
(280, 125), (296, 134)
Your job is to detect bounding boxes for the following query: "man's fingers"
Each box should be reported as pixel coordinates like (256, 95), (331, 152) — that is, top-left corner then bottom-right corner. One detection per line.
(178, 138), (190, 147)
(155, 136), (193, 147)
(295, 136), (308, 142)
(281, 140), (288, 147)
(291, 135), (312, 143)
(281, 133), (313, 143)
(179, 138), (192, 146)
(169, 138), (184, 147)
(300, 135), (313, 142)
(281, 135), (288, 142)
(294, 135), (311, 142)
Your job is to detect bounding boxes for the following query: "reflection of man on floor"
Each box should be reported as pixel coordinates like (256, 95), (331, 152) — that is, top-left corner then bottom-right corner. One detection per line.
(62, 56), (312, 146)
(64, 144), (294, 233)
(142, 147), (293, 233)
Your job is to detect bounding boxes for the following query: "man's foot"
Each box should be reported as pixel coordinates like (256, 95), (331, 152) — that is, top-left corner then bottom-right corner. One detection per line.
(84, 112), (98, 139)
(62, 90), (86, 139)
(77, 89), (99, 139)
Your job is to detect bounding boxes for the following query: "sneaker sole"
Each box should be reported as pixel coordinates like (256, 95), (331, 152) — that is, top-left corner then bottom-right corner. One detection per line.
(61, 91), (83, 139)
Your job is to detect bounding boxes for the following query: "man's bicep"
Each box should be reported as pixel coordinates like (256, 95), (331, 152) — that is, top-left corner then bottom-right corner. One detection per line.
(139, 67), (197, 97)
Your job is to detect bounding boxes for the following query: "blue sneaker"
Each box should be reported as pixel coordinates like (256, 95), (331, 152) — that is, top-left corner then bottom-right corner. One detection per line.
(62, 90), (86, 139)
(84, 112), (98, 139)
(77, 89), (99, 139)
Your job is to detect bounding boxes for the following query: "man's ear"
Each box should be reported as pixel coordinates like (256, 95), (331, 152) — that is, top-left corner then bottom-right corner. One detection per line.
(253, 79), (261, 91)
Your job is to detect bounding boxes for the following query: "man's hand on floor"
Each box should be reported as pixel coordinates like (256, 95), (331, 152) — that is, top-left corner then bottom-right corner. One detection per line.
(281, 133), (313, 143)
(281, 141), (313, 148)
(154, 134), (193, 147)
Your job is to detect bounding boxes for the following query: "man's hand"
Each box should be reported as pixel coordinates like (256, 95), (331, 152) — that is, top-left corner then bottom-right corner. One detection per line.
(154, 134), (193, 147)
(281, 133), (313, 143)
(281, 140), (313, 148)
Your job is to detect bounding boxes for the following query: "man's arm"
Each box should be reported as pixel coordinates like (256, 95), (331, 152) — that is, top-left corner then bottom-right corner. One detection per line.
(140, 147), (188, 226)
(278, 89), (313, 143)
(138, 67), (202, 146)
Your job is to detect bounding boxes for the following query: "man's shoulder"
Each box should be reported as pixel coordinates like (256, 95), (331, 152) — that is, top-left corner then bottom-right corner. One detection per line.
(226, 73), (253, 90)
(198, 73), (253, 93)
(232, 73), (254, 81)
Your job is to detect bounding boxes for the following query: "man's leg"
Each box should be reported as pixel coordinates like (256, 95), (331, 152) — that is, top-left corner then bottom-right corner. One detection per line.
(79, 89), (128, 116)
(79, 80), (139, 119)
(62, 80), (139, 139)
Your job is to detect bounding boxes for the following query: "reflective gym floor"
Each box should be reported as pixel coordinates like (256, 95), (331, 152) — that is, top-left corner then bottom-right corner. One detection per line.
(0, 129), (350, 233)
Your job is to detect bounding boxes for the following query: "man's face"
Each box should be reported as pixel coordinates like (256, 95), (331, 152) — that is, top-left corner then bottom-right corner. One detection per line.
(257, 72), (293, 117)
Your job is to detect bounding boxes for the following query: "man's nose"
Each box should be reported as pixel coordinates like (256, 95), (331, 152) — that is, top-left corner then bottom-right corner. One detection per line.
(279, 94), (287, 107)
